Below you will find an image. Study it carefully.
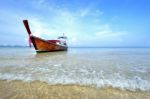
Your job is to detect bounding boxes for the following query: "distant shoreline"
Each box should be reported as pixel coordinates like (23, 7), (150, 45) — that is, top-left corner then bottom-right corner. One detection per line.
(0, 45), (150, 48)
(0, 45), (28, 48)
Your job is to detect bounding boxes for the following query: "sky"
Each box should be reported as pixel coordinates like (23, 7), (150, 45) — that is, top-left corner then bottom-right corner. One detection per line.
(0, 0), (150, 47)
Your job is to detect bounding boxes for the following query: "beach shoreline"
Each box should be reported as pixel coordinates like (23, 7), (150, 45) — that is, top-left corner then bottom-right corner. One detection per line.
(0, 80), (149, 99)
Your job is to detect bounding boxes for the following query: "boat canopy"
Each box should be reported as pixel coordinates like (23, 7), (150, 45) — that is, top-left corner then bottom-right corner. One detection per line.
(57, 36), (67, 39)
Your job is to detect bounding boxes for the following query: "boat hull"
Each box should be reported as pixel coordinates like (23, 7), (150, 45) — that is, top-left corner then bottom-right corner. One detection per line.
(30, 36), (67, 52)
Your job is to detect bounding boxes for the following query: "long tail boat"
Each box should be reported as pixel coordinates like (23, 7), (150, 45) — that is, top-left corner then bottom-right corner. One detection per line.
(23, 20), (68, 52)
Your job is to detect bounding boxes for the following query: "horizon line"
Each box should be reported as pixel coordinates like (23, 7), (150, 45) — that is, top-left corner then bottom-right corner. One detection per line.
(0, 45), (150, 48)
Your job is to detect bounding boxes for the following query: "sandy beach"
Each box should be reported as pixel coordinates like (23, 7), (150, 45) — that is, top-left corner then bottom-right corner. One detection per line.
(0, 80), (149, 99)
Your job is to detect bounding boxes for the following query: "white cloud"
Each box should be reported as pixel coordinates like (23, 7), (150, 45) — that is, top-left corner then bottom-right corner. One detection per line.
(80, 8), (90, 17)
(29, 18), (44, 37)
(79, 7), (103, 17)
(111, 15), (119, 21)
(94, 24), (123, 38)
(68, 24), (127, 46)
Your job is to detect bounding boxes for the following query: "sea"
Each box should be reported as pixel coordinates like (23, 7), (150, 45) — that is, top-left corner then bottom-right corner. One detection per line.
(0, 47), (150, 98)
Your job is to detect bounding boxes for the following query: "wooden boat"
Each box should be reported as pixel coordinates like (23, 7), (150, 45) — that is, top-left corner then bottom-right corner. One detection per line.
(23, 20), (68, 52)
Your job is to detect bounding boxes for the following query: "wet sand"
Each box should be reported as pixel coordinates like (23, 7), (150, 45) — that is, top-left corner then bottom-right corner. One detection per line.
(0, 80), (149, 99)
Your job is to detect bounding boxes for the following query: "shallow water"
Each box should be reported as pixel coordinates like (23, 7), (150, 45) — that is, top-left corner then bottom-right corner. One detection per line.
(0, 47), (150, 92)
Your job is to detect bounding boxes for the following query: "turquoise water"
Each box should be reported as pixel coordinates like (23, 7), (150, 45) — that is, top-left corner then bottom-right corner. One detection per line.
(0, 47), (150, 91)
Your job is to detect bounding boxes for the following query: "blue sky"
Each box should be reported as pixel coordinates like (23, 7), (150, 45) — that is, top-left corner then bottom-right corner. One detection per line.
(0, 0), (150, 47)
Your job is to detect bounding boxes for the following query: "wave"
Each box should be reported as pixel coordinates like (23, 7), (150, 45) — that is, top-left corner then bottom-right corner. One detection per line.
(0, 73), (149, 92)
